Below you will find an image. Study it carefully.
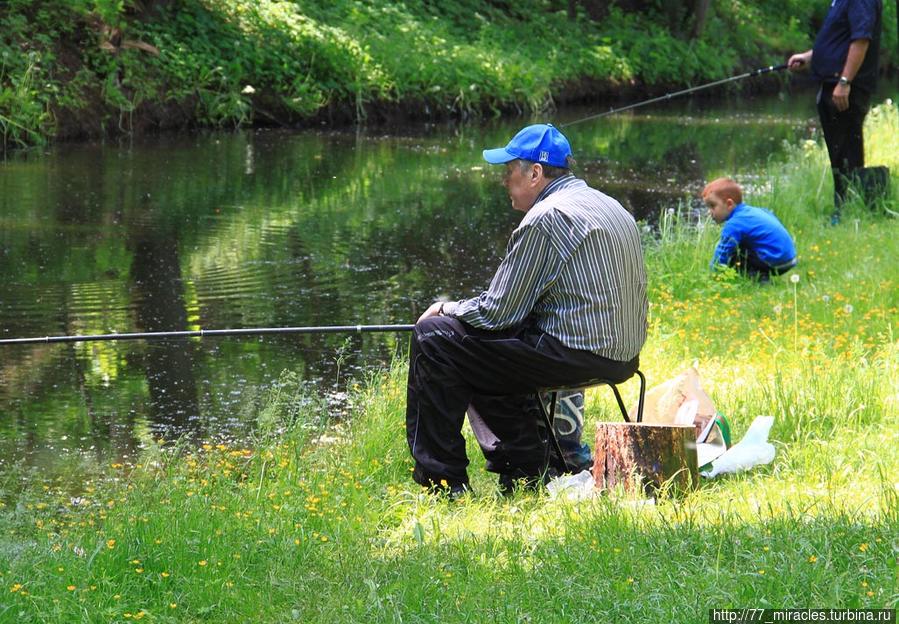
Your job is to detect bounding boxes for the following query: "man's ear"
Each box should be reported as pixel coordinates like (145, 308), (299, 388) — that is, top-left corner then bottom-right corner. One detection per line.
(530, 163), (544, 184)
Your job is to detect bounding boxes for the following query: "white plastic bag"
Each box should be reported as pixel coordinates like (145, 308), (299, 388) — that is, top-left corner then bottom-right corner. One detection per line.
(546, 470), (596, 500)
(701, 416), (775, 478)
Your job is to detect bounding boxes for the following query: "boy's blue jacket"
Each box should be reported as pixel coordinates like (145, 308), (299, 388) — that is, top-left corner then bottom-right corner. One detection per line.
(711, 203), (797, 268)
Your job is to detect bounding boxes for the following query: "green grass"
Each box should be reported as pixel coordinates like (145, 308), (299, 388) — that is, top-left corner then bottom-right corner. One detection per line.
(1, 104), (897, 622)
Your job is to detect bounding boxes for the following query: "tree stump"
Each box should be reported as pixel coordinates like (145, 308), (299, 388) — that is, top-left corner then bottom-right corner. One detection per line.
(593, 422), (698, 496)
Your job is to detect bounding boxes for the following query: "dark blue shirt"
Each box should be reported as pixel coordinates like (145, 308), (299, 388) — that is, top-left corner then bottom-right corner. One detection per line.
(812, 0), (882, 92)
(711, 203), (797, 269)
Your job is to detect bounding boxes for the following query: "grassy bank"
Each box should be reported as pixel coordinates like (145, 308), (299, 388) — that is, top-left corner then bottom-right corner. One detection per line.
(1, 104), (897, 622)
(3, 0), (897, 150)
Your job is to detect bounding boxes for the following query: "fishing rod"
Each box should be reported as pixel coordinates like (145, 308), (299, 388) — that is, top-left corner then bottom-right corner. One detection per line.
(0, 324), (416, 346)
(562, 63), (788, 128)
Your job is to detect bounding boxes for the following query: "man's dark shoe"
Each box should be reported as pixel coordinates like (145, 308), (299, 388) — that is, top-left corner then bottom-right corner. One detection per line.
(498, 473), (546, 496)
(425, 481), (473, 500)
(446, 482), (472, 500)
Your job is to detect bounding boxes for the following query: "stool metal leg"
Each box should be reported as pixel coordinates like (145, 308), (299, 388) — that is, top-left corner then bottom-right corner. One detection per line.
(609, 384), (631, 423)
(608, 369), (647, 423)
(537, 391), (571, 473)
(634, 370), (646, 423)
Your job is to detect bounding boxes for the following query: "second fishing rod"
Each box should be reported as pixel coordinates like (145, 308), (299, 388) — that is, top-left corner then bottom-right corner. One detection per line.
(561, 62), (789, 128)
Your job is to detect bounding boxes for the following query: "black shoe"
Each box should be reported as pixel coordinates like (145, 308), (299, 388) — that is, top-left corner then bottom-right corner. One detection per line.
(413, 465), (471, 499)
(447, 483), (472, 500)
(424, 481), (472, 500)
(498, 473), (545, 496)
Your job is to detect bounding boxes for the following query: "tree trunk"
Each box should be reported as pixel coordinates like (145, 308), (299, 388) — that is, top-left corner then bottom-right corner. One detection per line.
(691, 0), (712, 39)
(593, 422), (699, 496)
(581, 0), (610, 21)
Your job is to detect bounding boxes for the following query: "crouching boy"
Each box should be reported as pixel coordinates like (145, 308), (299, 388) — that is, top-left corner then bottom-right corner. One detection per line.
(703, 178), (797, 281)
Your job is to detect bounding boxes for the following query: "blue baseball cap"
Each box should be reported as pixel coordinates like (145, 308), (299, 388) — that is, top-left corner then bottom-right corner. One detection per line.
(483, 124), (572, 168)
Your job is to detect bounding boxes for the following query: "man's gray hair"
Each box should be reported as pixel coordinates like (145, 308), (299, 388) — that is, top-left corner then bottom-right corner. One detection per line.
(518, 157), (575, 180)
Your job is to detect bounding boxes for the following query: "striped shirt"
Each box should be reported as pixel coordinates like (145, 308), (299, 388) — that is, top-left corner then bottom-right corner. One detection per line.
(442, 175), (647, 361)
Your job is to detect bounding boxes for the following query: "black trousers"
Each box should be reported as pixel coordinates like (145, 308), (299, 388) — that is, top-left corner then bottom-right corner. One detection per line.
(405, 316), (638, 488)
(816, 83), (871, 208)
(730, 245), (797, 282)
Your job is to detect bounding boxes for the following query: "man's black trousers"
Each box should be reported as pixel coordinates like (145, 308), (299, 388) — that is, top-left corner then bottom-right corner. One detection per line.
(405, 316), (638, 488)
(816, 83), (872, 208)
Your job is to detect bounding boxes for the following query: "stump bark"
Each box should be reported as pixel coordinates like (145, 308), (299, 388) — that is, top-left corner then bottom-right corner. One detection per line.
(593, 422), (698, 496)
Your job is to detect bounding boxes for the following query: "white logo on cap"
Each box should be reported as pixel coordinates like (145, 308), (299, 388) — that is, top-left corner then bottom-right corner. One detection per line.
(539, 151), (549, 162)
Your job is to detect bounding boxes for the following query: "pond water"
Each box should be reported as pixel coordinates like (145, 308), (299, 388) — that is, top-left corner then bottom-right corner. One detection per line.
(0, 91), (824, 475)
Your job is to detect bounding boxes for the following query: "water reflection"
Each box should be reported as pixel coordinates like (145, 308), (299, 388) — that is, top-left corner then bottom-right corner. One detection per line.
(0, 94), (818, 474)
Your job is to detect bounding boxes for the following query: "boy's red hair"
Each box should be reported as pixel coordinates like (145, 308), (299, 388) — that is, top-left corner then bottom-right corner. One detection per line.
(701, 178), (743, 204)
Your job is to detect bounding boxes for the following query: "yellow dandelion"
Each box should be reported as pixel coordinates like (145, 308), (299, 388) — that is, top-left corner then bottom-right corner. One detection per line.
(320, 536), (329, 542)
(627, 578), (634, 584)
(161, 572), (170, 578)
(130, 559), (140, 565)
(858, 543), (868, 552)
(439, 479), (448, 487)
(134, 612), (145, 620)
(135, 568), (144, 574)
(170, 603), (177, 609)
(807, 555), (817, 563)
(294, 539), (300, 545)
(762, 546), (769, 551)
(861, 581), (868, 587)
(198, 560), (207, 567)
(10, 583), (22, 593)
(866, 591), (874, 597)
(106, 539), (116, 549)
(67, 585), (76, 591)
(758, 570), (766, 575)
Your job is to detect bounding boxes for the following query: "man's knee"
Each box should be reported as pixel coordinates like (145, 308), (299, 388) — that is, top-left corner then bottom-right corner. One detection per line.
(414, 316), (464, 351)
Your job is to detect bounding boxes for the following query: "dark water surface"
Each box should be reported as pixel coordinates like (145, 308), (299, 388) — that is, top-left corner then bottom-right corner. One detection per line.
(0, 93), (819, 474)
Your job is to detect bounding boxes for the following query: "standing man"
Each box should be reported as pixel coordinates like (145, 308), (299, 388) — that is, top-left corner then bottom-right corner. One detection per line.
(406, 124), (648, 495)
(788, 0), (883, 221)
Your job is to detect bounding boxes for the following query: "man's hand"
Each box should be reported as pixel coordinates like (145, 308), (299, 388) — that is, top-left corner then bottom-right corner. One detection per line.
(417, 301), (445, 324)
(832, 81), (851, 111)
(787, 50), (812, 71)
